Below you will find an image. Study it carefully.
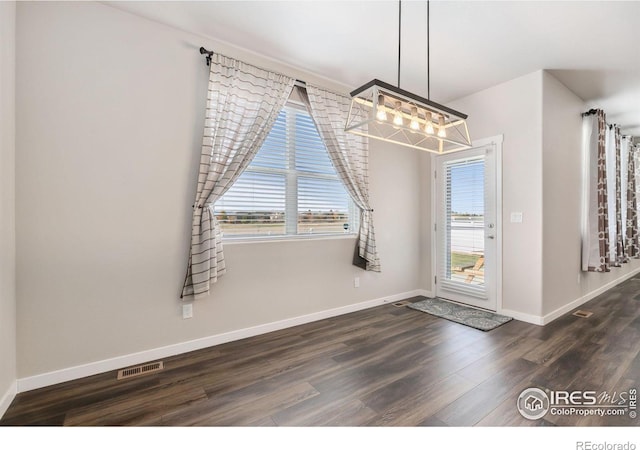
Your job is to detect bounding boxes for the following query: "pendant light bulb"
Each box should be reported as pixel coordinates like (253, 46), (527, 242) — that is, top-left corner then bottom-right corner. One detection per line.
(425, 112), (434, 134)
(410, 107), (420, 130)
(376, 94), (387, 121)
(393, 101), (403, 126)
(437, 115), (447, 138)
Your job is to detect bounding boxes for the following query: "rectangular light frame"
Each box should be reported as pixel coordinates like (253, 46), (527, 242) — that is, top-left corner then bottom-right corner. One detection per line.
(345, 79), (472, 154)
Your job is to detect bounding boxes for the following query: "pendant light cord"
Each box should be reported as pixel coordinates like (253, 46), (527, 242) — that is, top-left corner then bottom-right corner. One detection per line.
(397, 0), (431, 98)
(427, 0), (430, 100)
(397, 0), (402, 88)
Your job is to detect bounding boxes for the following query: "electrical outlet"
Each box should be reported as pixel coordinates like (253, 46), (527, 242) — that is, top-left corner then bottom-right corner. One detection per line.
(182, 303), (193, 319)
(354, 277), (360, 288)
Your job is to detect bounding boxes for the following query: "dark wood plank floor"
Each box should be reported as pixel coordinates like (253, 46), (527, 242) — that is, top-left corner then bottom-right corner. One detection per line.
(2, 276), (640, 426)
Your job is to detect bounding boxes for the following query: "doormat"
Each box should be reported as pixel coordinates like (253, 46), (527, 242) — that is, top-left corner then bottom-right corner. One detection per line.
(407, 298), (512, 332)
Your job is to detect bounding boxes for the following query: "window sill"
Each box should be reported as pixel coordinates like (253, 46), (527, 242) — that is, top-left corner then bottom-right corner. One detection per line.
(222, 233), (358, 246)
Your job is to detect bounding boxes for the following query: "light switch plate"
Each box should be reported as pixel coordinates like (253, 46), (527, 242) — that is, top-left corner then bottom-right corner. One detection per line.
(510, 212), (523, 223)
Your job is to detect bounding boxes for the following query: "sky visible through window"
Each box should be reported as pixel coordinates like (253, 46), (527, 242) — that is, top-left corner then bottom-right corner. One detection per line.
(449, 160), (484, 216)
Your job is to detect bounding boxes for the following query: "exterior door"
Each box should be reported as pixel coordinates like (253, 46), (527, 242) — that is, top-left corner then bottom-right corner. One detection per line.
(434, 139), (500, 311)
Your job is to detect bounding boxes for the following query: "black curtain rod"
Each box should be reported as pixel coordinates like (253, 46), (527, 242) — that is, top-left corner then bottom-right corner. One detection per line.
(581, 109), (630, 135)
(199, 46), (307, 87)
(580, 108), (622, 132)
(581, 108), (598, 117)
(199, 47), (213, 66)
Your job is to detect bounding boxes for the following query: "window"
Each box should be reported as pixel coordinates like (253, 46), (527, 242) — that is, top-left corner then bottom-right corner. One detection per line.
(214, 103), (358, 239)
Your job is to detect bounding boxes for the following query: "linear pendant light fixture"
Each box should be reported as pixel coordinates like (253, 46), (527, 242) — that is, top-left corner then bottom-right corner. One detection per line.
(345, 0), (471, 154)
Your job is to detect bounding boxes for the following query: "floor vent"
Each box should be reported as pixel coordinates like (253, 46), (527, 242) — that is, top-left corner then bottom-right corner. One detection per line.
(573, 310), (593, 318)
(117, 361), (164, 380)
(393, 300), (411, 307)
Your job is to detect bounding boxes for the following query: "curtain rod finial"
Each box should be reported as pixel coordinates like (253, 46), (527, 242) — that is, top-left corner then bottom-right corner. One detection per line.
(200, 47), (213, 66)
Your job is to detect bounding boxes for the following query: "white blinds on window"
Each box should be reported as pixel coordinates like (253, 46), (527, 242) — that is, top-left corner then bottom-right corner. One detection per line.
(214, 106), (356, 237)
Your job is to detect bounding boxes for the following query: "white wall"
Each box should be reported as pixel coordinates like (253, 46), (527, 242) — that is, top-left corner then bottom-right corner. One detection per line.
(0, 1), (17, 415)
(541, 72), (584, 315)
(15, 2), (421, 381)
(542, 71), (640, 317)
(443, 71), (544, 319)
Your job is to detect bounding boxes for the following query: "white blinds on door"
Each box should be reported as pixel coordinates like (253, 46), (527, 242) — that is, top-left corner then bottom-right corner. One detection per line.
(439, 156), (487, 299)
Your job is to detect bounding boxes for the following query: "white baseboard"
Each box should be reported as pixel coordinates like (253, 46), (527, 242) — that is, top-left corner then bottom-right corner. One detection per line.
(0, 380), (17, 420)
(501, 266), (640, 327)
(500, 309), (544, 326)
(541, 266), (640, 325)
(416, 289), (433, 298)
(17, 289), (423, 393)
(379, 290), (424, 305)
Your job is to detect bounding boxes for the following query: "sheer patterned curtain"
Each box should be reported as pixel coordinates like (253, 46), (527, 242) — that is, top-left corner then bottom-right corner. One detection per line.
(582, 109), (610, 272)
(301, 85), (381, 272)
(635, 143), (640, 233)
(614, 126), (626, 264)
(621, 134), (629, 250)
(605, 125), (618, 265)
(181, 54), (294, 298)
(625, 138), (639, 258)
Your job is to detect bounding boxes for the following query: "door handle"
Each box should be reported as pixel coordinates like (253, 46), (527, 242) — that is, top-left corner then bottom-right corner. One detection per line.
(487, 235), (495, 239)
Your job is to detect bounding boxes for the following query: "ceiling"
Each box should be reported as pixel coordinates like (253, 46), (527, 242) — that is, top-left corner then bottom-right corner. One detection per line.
(105, 1), (640, 136)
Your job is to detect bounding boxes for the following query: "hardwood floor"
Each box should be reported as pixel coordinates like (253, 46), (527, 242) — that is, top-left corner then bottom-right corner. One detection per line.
(2, 276), (640, 426)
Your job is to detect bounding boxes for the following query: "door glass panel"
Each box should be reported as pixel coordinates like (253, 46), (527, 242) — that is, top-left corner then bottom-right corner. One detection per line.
(444, 157), (485, 288)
